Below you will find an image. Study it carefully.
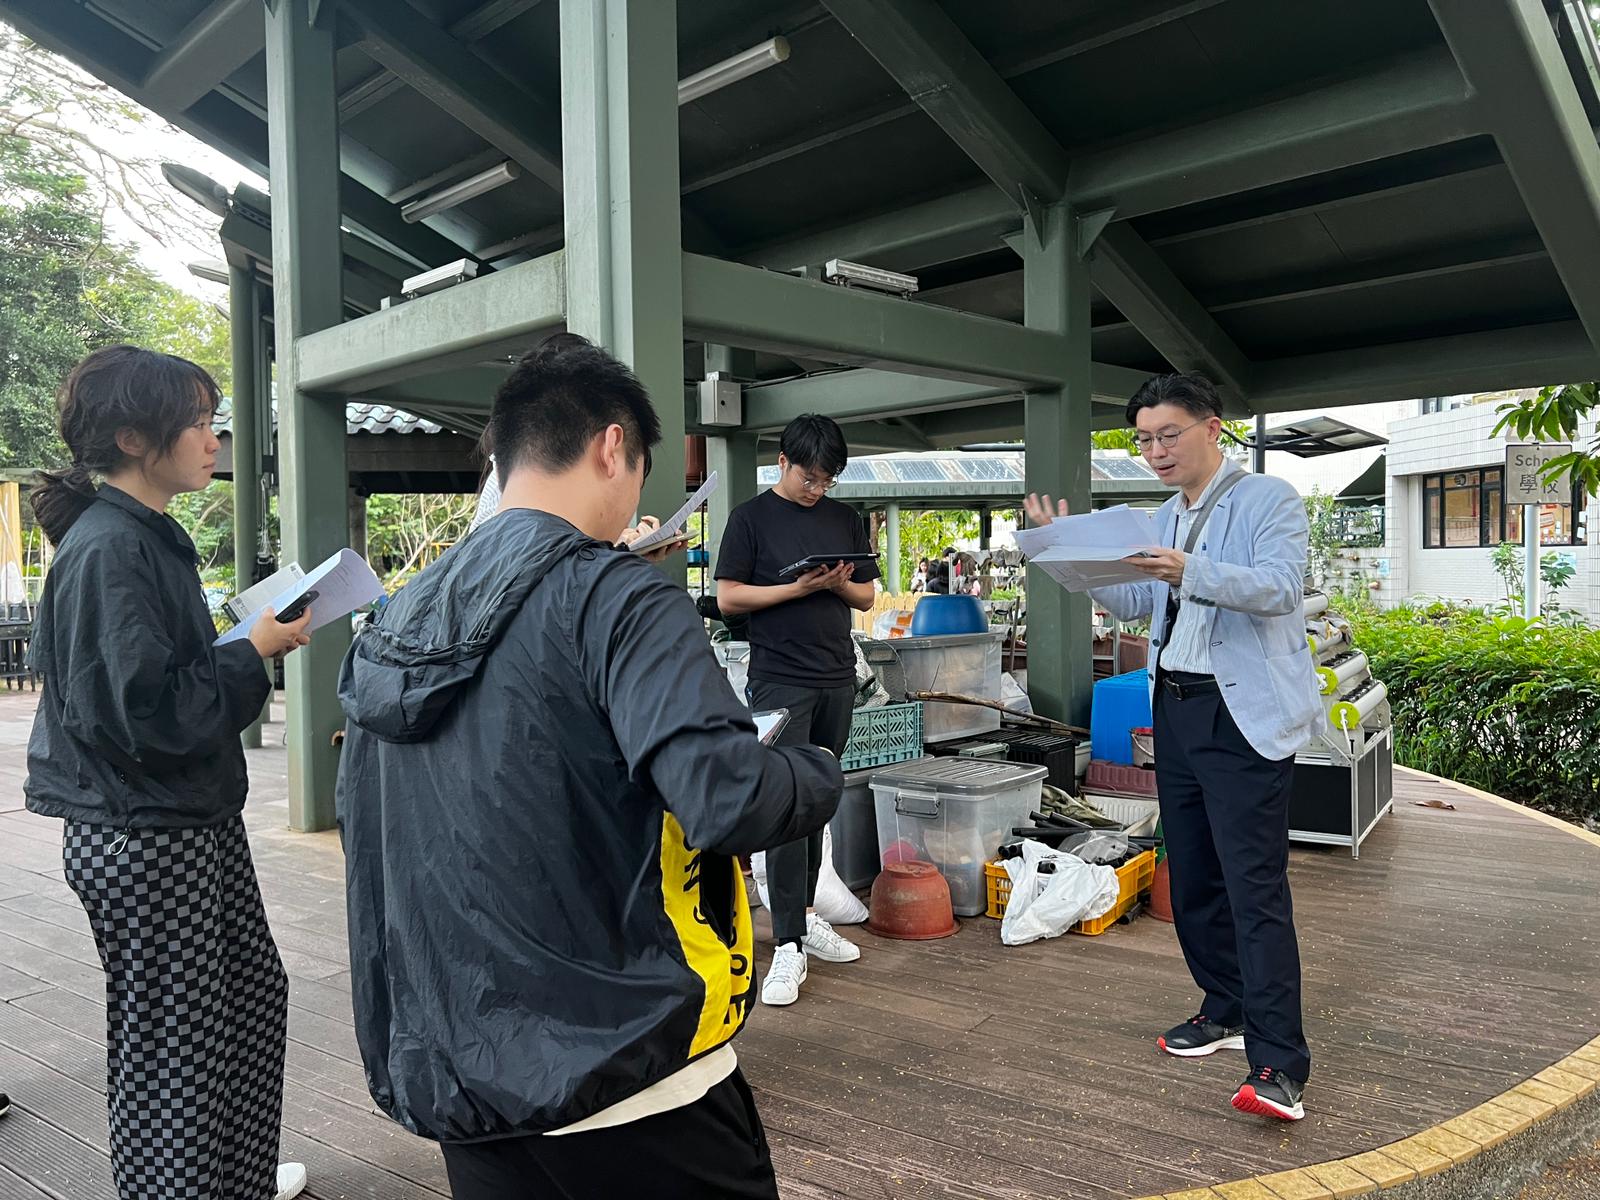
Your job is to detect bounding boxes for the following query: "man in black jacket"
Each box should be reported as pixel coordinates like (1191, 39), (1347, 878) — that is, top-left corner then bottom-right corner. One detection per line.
(336, 335), (843, 1200)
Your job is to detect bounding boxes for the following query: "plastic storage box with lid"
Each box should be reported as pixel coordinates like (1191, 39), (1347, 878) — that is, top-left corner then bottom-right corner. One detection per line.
(1090, 669), (1152, 764)
(871, 758), (1048, 916)
(830, 757), (933, 891)
(881, 632), (1005, 744)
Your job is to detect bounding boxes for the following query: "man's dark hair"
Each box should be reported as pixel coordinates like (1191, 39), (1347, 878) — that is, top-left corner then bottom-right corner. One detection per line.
(486, 333), (661, 485)
(1125, 373), (1223, 425)
(779, 413), (848, 476)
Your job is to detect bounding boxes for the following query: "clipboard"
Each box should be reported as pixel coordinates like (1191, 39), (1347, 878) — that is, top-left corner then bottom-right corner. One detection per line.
(776, 552), (878, 579)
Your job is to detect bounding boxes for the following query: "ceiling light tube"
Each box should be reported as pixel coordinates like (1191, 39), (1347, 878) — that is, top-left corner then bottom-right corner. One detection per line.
(402, 160), (523, 224)
(678, 36), (790, 106)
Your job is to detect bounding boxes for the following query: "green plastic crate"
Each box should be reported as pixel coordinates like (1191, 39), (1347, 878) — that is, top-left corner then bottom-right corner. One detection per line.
(840, 702), (923, 771)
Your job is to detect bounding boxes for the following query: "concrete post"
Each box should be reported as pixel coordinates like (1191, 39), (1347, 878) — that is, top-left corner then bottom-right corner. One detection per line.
(561, 0), (686, 586)
(885, 501), (902, 593)
(1022, 203), (1093, 726)
(265, 0), (349, 831)
(228, 263), (264, 750)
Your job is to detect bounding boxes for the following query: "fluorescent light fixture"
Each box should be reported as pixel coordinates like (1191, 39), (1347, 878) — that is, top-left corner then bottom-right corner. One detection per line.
(678, 36), (790, 105)
(824, 259), (919, 296)
(186, 259), (231, 286)
(402, 161), (523, 224)
(402, 258), (479, 298)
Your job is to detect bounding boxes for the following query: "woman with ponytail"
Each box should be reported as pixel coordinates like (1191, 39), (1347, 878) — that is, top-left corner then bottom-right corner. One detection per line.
(24, 346), (312, 1200)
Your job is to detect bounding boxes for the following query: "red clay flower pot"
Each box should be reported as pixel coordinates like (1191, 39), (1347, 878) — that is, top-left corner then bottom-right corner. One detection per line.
(1148, 856), (1174, 924)
(866, 861), (959, 940)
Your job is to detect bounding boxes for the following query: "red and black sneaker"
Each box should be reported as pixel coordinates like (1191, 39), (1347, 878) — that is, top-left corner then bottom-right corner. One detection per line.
(1232, 1066), (1305, 1121)
(1157, 1014), (1246, 1058)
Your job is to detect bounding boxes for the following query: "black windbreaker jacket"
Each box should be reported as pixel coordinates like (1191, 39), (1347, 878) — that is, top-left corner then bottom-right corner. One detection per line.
(26, 486), (271, 828)
(336, 508), (843, 1142)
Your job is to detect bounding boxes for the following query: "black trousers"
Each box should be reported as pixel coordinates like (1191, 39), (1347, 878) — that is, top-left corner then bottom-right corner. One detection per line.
(1154, 676), (1311, 1083)
(441, 1068), (779, 1200)
(748, 679), (855, 944)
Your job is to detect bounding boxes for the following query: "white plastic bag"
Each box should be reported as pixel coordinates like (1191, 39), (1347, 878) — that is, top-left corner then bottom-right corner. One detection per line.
(999, 839), (1119, 947)
(1000, 672), (1033, 715)
(750, 827), (869, 926)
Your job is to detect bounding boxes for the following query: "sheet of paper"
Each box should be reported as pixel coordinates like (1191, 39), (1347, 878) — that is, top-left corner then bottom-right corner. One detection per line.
(1014, 506), (1158, 555)
(224, 562), (305, 625)
(1013, 506), (1162, 593)
(1029, 546), (1156, 592)
(629, 471), (719, 552)
(216, 548), (384, 645)
(467, 459), (500, 533)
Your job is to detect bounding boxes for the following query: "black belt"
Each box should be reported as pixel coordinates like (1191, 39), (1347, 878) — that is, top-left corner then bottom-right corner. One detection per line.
(1160, 672), (1218, 700)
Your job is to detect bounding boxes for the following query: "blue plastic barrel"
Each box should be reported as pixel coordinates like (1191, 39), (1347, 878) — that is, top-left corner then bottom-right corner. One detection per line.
(1089, 669), (1153, 764)
(910, 594), (986, 636)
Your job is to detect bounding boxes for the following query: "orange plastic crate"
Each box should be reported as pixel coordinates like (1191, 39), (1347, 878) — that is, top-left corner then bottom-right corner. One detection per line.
(983, 849), (1156, 935)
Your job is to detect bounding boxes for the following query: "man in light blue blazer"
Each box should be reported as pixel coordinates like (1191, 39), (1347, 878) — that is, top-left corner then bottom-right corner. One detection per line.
(1027, 374), (1321, 1122)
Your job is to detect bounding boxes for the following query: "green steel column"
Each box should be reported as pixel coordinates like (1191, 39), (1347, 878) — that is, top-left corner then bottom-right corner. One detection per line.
(979, 506), (992, 550)
(706, 432), (758, 569)
(1023, 203), (1093, 726)
(265, 0), (348, 832)
(561, 0), (687, 586)
(885, 501), (902, 593)
(228, 263), (264, 750)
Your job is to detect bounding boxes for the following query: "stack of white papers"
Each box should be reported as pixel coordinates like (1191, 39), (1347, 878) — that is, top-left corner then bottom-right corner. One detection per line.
(466, 457), (719, 555)
(629, 471), (719, 552)
(1013, 505), (1160, 592)
(216, 549), (384, 645)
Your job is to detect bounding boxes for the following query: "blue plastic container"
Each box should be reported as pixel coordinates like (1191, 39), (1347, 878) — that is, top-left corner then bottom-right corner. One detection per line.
(910, 594), (986, 636)
(1090, 669), (1153, 764)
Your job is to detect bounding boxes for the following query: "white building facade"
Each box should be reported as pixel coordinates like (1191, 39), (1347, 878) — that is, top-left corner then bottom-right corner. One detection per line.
(1371, 400), (1594, 619)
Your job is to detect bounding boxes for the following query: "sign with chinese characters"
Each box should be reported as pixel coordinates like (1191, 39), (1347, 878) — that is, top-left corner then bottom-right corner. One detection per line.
(1505, 443), (1570, 505)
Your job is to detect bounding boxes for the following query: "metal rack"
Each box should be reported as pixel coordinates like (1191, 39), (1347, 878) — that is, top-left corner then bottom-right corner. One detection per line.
(1289, 594), (1394, 857)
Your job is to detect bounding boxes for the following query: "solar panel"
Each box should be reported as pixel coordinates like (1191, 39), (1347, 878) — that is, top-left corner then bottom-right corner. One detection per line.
(839, 461), (876, 482)
(957, 459), (1019, 482)
(892, 460), (948, 483)
(1095, 458), (1158, 480)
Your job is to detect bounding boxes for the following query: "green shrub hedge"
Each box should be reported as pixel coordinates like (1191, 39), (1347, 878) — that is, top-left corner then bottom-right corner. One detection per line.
(1342, 600), (1600, 823)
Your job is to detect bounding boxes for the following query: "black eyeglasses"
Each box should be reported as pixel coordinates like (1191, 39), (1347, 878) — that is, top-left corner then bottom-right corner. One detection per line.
(1133, 419), (1209, 454)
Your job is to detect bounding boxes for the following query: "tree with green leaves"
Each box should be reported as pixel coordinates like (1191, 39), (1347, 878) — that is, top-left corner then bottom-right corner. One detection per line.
(1492, 383), (1600, 499)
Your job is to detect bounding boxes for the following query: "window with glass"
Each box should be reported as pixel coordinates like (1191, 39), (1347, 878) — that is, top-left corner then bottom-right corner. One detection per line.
(1420, 467), (1584, 547)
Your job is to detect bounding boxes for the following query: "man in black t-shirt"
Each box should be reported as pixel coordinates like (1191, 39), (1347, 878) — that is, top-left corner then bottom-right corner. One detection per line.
(716, 415), (880, 1008)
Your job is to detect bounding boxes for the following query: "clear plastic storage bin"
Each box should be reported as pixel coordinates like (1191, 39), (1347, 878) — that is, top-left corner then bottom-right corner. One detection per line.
(887, 632), (1005, 743)
(871, 758), (1048, 916)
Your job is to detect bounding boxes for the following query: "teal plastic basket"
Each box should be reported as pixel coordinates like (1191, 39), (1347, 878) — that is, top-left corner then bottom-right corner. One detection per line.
(840, 702), (924, 772)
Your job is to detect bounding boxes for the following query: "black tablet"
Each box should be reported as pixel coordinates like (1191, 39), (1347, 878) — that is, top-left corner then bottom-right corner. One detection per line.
(776, 553), (879, 579)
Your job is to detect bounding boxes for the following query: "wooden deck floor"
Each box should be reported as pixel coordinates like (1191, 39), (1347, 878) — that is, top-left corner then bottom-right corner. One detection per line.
(1, 689), (1597, 1199)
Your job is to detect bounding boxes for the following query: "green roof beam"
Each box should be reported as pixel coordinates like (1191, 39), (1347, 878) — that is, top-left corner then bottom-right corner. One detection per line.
(821, 0), (1068, 204)
(338, 0), (565, 192)
(1429, 0), (1600, 353)
(141, 0), (263, 112)
(683, 253), (1071, 388)
(1252, 320), (1600, 412)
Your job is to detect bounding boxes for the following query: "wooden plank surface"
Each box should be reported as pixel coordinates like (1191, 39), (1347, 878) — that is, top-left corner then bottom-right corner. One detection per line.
(2, 691), (1598, 1199)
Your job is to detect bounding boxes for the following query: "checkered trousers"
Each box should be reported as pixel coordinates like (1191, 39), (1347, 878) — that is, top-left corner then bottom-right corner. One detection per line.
(64, 817), (289, 1200)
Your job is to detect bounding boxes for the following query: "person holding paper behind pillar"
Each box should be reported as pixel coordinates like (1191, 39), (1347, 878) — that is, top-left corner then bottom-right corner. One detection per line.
(24, 347), (312, 1200)
(1025, 373), (1321, 1122)
(715, 414), (879, 1007)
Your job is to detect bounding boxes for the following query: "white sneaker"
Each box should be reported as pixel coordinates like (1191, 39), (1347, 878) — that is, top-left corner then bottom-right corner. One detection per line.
(802, 914), (861, 963)
(275, 1163), (307, 1200)
(761, 943), (807, 1006)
